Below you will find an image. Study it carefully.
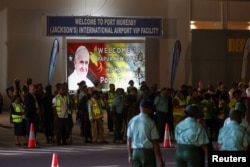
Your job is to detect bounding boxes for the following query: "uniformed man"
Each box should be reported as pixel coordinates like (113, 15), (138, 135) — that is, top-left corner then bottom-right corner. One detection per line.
(175, 104), (209, 167)
(106, 83), (116, 132)
(88, 90), (107, 143)
(218, 108), (249, 151)
(127, 98), (164, 167)
(52, 84), (70, 145)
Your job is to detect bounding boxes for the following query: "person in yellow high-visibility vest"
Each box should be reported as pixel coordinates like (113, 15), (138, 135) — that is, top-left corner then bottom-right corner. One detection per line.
(10, 95), (27, 146)
(52, 84), (70, 145)
(88, 90), (107, 143)
(106, 83), (116, 132)
(173, 90), (187, 129)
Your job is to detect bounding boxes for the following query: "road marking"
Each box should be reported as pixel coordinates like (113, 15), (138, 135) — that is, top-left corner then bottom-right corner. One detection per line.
(0, 145), (127, 156)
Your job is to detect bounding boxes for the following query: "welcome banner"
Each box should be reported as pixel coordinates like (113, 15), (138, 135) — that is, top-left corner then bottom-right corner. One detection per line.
(67, 42), (145, 91)
(47, 16), (163, 37)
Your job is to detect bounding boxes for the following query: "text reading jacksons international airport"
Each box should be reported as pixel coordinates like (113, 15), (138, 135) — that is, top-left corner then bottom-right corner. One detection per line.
(46, 16), (163, 37)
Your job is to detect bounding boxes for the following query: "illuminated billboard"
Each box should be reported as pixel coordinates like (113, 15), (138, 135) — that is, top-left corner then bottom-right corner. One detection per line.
(67, 42), (145, 92)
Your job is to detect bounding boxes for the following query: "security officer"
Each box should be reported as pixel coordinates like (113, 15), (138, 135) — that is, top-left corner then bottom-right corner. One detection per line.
(107, 83), (116, 132)
(173, 90), (186, 128)
(175, 104), (209, 167)
(10, 95), (27, 146)
(53, 84), (70, 145)
(88, 90), (107, 143)
(154, 87), (173, 142)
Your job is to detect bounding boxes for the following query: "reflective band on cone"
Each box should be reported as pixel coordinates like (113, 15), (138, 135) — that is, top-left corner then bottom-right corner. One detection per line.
(51, 153), (59, 167)
(163, 123), (171, 148)
(27, 123), (37, 148)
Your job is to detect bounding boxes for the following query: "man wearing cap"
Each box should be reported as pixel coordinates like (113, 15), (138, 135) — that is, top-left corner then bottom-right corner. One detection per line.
(175, 104), (209, 167)
(127, 98), (164, 167)
(52, 83), (71, 145)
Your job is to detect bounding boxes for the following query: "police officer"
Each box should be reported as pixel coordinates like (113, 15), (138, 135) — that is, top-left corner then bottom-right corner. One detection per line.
(175, 104), (209, 167)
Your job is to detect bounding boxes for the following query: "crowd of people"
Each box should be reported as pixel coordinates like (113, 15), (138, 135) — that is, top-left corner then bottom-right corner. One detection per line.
(3, 78), (250, 151)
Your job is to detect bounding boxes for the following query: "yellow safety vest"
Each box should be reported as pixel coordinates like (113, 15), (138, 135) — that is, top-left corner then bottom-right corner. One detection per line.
(173, 97), (186, 116)
(11, 103), (22, 123)
(55, 95), (70, 118)
(107, 91), (115, 107)
(90, 98), (103, 119)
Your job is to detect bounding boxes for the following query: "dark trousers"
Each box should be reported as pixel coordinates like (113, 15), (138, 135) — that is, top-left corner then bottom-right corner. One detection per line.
(176, 145), (205, 167)
(132, 148), (156, 167)
(107, 108), (113, 131)
(44, 119), (54, 142)
(55, 118), (69, 144)
(67, 114), (73, 140)
(113, 113), (123, 141)
(26, 117), (38, 138)
(156, 111), (173, 142)
(81, 112), (91, 139)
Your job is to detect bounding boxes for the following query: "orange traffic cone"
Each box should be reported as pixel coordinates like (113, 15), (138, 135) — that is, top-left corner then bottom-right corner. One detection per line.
(163, 123), (171, 148)
(51, 153), (59, 167)
(27, 123), (37, 148)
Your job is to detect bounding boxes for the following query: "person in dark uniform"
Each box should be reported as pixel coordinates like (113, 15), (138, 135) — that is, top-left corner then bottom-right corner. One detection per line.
(24, 84), (39, 141)
(175, 104), (209, 167)
(78, 85), (92, 143)
(42, 85), (54, 143)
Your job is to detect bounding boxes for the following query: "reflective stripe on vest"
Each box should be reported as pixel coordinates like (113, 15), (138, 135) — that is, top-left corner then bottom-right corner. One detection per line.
(90, 98), (102, 119)
(11, 103), (22, 123)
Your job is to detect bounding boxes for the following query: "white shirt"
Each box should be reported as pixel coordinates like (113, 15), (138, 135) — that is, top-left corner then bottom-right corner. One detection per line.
(68, 70), (94, 90)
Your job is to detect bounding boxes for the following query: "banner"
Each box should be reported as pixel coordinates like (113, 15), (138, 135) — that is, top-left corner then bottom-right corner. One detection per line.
(48, 39), (59, 84)
(46, 16), (163, 37)
(67, 42), (145, 92)
(170, 40), (181, 88)
(240, 38), (250, 81)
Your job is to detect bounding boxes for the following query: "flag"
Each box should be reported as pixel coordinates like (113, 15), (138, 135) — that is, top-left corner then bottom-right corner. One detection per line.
(48, 39), (59, 84)
(170, 40), (181, 88)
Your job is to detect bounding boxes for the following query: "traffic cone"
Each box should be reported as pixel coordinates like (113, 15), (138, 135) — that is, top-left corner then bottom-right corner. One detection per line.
(163, 123), (171, 148)
(51, 153), (59, 167)
(27, 123), (37, 148)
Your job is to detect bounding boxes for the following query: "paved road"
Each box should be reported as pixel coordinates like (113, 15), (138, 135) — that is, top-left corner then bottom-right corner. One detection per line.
(0, 110), (178, 167)
(0, 145), (176, 167)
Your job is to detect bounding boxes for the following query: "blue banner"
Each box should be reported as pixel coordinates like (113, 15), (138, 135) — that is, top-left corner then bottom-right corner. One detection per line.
(46, 16), (163, 37)
(170, 40), (181, 88)
(48, 39), (59, 84)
